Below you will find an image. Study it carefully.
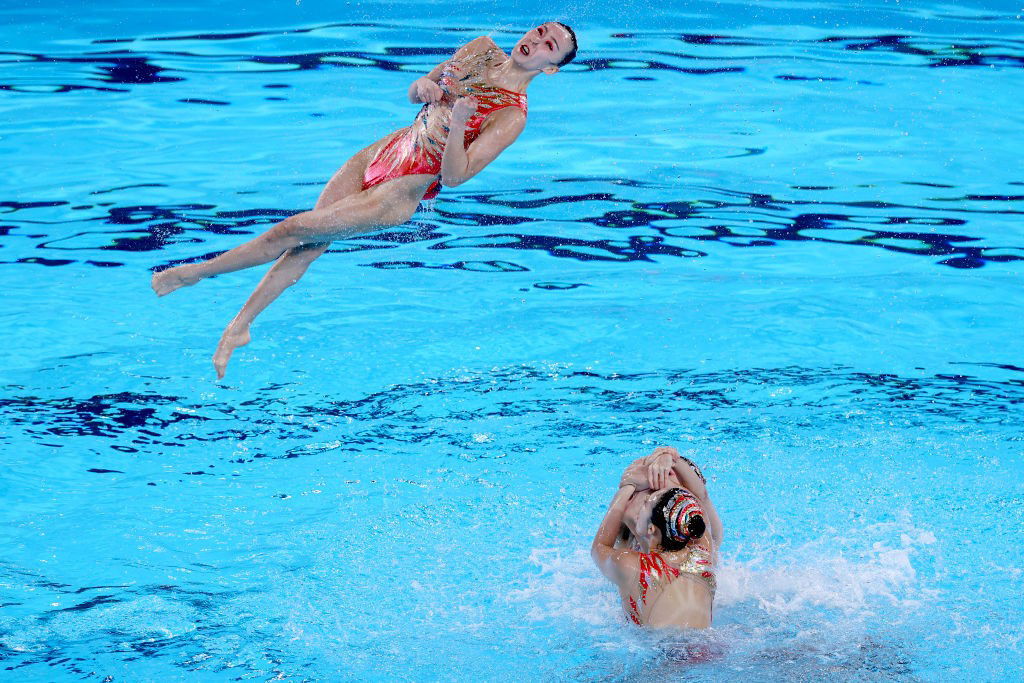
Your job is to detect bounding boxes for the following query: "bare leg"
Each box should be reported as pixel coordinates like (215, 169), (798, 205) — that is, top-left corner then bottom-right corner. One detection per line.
(213, 241), (329, 379)
(151, 201), (359, 296)
(202, 137), (407, 376)
(151, 221), (295, 297)
(206, 168), (430, 377)
(151, 131), (411, 298)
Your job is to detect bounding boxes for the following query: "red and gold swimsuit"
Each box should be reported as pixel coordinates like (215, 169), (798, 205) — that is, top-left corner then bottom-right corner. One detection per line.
(362, 43), (528, 200)
(626, 548), (717, 625)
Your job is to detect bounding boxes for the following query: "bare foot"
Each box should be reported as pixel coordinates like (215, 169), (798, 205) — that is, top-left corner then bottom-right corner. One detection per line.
(213, 325), (251, 379)
(151, 264), (202, 296)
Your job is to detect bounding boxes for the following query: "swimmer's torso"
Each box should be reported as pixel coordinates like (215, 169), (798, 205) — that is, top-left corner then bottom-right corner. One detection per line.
(368, 40), (527, 185)
(620, 536), (717, 629)
(414, 39), (527, 151)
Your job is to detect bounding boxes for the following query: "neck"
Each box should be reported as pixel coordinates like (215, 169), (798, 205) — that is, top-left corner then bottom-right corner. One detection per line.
(490, 55), (541, 93)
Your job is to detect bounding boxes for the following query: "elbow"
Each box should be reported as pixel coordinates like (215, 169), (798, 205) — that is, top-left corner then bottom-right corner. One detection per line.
(442, 167), (476, 187)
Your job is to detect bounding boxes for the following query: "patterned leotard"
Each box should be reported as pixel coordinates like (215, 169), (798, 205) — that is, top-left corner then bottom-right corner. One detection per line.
(362, 42), (528, 200)
(626, 547), (717, 626)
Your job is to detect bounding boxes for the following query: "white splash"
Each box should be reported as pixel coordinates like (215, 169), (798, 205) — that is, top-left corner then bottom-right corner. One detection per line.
(511, 519), (938, 633)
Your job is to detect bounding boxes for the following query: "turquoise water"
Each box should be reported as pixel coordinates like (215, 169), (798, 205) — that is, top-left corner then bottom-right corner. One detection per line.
(2, 0), (1022, 679)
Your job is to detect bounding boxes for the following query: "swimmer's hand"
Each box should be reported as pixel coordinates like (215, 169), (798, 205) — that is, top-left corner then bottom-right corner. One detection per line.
(409, 77), (443, 104)
(619, 461), (650, 490)
(644, 446), (681, 489)
(450, 96), (479, 126)
(647, 451), (675, 490)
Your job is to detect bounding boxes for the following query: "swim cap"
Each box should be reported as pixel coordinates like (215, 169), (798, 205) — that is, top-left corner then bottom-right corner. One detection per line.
(662, 489), (705, 545)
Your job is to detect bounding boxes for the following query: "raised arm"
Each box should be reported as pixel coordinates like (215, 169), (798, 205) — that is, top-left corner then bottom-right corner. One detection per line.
(441, 103), (525, 187)
(591, 483), (638, 582)
(651, 446), (725, 546)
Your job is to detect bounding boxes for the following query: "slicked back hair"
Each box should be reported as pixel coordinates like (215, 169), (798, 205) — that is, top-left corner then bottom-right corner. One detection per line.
(554, 22), (578, 67)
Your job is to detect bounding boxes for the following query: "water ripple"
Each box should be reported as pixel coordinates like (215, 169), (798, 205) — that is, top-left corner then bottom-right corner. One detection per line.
(2, 179), (1021, 270)
(2, 364), (1021, 458)
(3, 25), (1024, 96)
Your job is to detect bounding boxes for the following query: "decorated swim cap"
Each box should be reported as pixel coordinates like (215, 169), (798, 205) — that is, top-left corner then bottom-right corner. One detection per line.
(662, 489), (705, 545)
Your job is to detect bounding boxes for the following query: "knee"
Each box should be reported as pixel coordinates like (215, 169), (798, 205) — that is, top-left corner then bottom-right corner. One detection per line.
(272, 218), (309, 249)
(397, 203), (417, 225)
(380, 201), (417, 228)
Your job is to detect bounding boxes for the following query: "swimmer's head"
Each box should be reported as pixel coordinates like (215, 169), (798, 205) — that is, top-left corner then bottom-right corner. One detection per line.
(624, 486), (700, 552)
(553, 23), (578, 67)
(650, 488), (706, 552)
(512, 22), (578, 73)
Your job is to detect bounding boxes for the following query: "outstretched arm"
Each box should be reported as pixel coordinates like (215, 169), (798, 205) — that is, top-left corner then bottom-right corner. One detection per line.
(212, 242), (329, 379)
(591, 483), (637, 582)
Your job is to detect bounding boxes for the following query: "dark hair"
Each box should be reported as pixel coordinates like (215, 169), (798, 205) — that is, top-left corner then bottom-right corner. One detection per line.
(650, 488), (705, 552)
(554, 22), (578, 67)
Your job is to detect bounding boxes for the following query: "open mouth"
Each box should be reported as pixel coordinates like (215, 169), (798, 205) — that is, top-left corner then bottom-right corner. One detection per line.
(519, 44), (530, 56)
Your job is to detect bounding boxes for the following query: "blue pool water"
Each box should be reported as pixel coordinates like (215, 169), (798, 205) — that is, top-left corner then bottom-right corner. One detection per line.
(2, 0), (1023, 679)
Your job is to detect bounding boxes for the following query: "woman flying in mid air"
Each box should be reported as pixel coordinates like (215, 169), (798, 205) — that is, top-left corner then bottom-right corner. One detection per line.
(151, 23), (578, 378)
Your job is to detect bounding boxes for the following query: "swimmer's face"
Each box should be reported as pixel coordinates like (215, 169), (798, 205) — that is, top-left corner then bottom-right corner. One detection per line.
(512, 22), (574, 73)
(624, 488), (668, 552)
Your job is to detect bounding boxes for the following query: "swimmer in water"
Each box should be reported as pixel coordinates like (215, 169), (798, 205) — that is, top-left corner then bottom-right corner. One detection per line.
(150, 23), (578, 378)
(592, 446), (724, 629)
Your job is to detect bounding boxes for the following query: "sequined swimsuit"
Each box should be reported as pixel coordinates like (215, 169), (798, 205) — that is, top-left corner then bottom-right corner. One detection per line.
(362, 44), (528, 200)
(626, 546), (717, 626)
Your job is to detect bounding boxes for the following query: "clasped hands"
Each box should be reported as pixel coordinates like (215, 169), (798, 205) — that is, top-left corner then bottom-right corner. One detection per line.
(409, 77), (478, 126)
(619, 446), (681, 491)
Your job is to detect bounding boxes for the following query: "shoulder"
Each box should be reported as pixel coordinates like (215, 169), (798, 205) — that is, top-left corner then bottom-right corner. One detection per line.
(483, 105), (526, 129)
(593, 543), (640, 583)
(472, 35), (501, 52)
(474, 108), (526, 150)
(454, 35), (499, 59)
